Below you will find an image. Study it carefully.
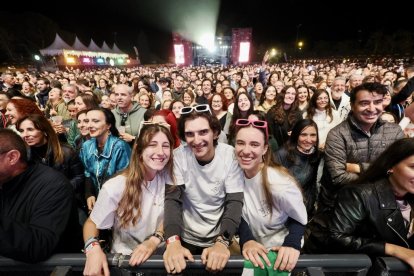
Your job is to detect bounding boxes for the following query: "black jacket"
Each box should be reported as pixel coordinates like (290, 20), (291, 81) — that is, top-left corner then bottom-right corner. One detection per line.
(0, 163), (82, 262)
(304, 178), (414, 255)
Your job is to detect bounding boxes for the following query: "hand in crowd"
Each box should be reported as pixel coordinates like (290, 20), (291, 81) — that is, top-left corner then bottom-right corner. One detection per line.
(163, 241), (194, 274)
(87, 196), (96, 212)
(346, 163), (360, 174)
(242, 240), (271, 269)
(52, 122), (66, 134)
(200, 241), (230, 272)
(271, 246), (300, 272)
(83, 244), (109, 276)
(129, 237), (159, 266)
(119, 132), (135, 143)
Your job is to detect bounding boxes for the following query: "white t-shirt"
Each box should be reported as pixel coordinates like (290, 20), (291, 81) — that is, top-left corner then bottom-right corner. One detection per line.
(170, 142), (244, 247)
(242, 167), (307, 249)
(91, 172), (170, 254)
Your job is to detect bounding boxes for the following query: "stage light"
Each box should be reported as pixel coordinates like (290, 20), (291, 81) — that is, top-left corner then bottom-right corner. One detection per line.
(117, 58), (124, 64)
(126, 59), (131, 64)
(96, 58), (104, 64)
(271, 48), (277, 56)
(82, 57), (91, 63)
(174, 44), (185, 64)
(200, 33), (215, 52)
(66, 57), (75, 64)
(109, 59), (115, 66)
(238, 42), (250, 63)
(34, 55), (41, 61)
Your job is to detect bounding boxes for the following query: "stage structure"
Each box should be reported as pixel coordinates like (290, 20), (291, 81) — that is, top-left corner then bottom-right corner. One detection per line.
(173, 28), (252, 66)
(232, 28), (253, 64)
(39, 33), (135, 67)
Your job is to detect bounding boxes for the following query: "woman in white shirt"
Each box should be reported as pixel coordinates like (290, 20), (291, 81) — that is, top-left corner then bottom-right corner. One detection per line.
(83, 123), (174, 275)
(234, 115), (307, 273)
(303, 89), (340, 150)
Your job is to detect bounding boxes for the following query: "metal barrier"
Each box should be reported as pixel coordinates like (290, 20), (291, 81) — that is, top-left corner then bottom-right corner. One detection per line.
(0, 254), (377, 275)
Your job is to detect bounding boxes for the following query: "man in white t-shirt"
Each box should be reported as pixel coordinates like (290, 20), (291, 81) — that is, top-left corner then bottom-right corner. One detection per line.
(163, 104), (244, 274)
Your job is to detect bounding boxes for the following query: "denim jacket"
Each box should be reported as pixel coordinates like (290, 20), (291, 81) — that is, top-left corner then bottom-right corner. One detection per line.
(80, 135), (131, 196)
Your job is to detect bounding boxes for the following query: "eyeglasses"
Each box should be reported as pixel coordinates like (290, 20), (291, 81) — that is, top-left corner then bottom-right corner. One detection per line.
(120, 113), (128, 126)
(180, 104), (212, 115)
(235, 119), (269, 141)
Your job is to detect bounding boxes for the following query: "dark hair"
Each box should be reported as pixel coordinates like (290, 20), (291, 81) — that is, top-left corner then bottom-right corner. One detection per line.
(16, 114), (64, 165)
(228, 92), (254, 144)
(151, 109), (180, 148)
(178, 111), (221, 146)
(270, 85), (299, 125)
(357, 138), (414, 185)
(87, 108), (119, 137)
(0, 128), (28, 162)
(286, 119), (320, 164)
(350, 82), (388, 104)
(306, 89), (334, 123)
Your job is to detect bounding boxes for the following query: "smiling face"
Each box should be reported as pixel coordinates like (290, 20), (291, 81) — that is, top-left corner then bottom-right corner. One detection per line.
(316, 91), (330, 110)
(18, 119), (47, 147)
(297, 125), (318, 152)
(235, 126), (268, 179)
(184, 117), (217, 162)
(87, 110), (110, 140)
(238, 94), (251, 112)
(5, 102), (19, 125)
(351, 90), (384, 132)
(284, 87), (297, 106)
(142, 131), (171, 180)
(211, 94), (223, 112)
(77, 113), (90, 136)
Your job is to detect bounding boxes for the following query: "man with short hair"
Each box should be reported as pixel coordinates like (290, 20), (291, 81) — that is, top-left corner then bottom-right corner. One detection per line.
(112, 84), (146, 144)
(163, 106), (244, 274)
(0, 92), (10, 128)
(62, 84), (78, 103)
(196, 79), (213, 104)
(172, 74), (185, 100)
(318, 82), (404, 213)
(35, 77), (51, 109)
(0, 129), (82, 262)
(1, 72), (21, 98)
(345, 73), (363, 97)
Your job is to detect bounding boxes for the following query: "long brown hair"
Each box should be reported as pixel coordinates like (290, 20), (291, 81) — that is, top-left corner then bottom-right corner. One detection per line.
(16, 114), (64, 165)
(117, 124), (175, 228)
(306, 89), (333, 123)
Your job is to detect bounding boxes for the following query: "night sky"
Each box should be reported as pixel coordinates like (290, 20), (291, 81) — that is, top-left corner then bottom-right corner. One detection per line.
(4, 0), (414, 61)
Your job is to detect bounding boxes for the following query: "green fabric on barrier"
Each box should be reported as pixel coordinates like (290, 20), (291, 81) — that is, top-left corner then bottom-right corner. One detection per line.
(243, 251), (290, 276)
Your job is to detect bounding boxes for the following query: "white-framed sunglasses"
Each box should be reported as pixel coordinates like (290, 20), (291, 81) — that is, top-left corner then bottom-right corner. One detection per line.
(179, 104), (212, 115)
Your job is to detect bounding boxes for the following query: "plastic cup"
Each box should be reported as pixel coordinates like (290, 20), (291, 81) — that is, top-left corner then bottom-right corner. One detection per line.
(51, 116), (63, 125)
(118, 126), (126, 134)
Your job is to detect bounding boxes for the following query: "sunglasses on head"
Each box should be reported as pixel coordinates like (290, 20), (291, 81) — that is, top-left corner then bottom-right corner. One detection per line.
(180, 104), (212, 115)
(138, 121), (171, 135)
(235, 118), (269, 141)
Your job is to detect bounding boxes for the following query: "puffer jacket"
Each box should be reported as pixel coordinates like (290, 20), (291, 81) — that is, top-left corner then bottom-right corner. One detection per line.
(304, 179), (414, 255)
(319, 115), (404, 210)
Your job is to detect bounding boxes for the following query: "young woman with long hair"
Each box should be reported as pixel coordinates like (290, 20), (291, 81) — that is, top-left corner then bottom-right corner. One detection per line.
(83, 124), (174, 275)
(234, 115), (307, 272)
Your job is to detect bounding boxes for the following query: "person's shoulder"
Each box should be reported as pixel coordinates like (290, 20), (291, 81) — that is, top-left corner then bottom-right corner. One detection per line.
(101, 174), (126, 194)
(267, 167), (296, 188)
(31, 163), (71, 190)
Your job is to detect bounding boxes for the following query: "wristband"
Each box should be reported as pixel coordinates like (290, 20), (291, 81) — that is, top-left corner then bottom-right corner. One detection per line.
(83, 241), (100, 254)
(84, 237), (99, 249)
(152, 231), (165, 242)
(166, 235), (180, 245)
(215, 237), (230, 248)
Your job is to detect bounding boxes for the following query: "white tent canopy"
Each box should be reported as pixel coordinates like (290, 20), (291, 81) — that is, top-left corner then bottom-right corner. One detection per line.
(40, 33), (128, 59)
(40, 33), (73, 56)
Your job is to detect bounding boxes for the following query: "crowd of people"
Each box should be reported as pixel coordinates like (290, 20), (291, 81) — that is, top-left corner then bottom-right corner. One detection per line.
(1, 56), (414, 275)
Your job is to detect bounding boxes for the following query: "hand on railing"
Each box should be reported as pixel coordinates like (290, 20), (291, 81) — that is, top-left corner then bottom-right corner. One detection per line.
(163, 241), (194, 274)
(83, 245), (109, 276)
(129, 237), (159, 266)
(201, 241), (230, 273)
(272, 246), (300, 273)
(242, 240), (270, 269)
